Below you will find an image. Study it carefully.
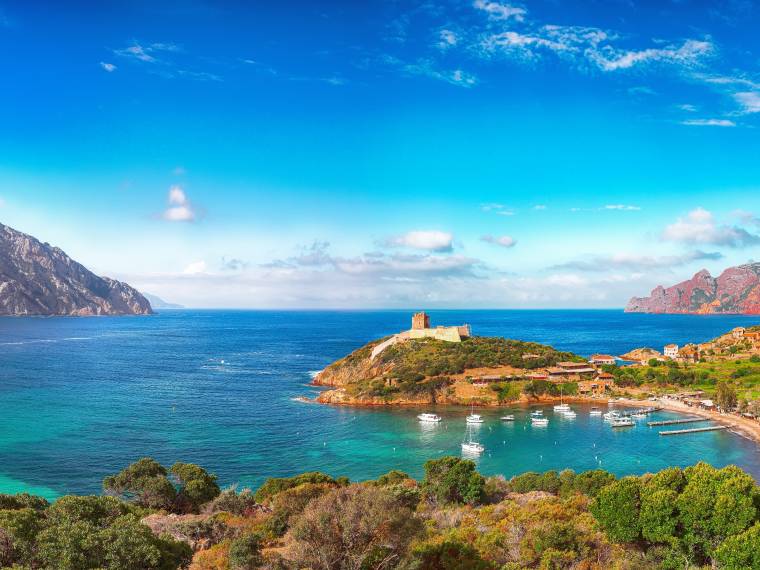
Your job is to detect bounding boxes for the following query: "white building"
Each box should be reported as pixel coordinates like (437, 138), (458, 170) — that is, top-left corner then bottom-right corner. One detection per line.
(664, 344), (679, 359)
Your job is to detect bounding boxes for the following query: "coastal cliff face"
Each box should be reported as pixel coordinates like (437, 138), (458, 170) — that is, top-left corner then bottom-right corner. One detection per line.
(625, 263), (760, 314)
(0, 222), (153, 316)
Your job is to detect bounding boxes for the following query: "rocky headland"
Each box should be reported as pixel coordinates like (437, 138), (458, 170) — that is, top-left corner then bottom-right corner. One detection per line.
(626, 263), (760, 314)
(0, 222), (153, 316)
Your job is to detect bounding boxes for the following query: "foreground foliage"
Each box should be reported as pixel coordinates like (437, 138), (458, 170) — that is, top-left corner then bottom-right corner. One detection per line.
(0, 457), (758, 569)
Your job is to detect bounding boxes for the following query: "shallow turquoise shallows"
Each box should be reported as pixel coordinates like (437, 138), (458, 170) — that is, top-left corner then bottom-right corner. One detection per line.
(1, 309), (759, 500)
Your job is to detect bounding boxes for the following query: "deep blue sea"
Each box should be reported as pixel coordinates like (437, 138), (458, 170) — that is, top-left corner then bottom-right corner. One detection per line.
(1, 309), (759, 499)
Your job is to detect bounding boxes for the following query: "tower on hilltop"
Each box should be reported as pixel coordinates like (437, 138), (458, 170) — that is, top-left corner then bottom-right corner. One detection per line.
(412, 311), (430, 330)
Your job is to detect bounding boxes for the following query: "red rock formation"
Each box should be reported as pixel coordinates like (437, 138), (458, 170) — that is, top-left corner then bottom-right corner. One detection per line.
(626, 263), (760, 314)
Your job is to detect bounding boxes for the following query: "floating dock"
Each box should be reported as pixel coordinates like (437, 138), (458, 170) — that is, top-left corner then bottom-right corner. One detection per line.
(647, 417), (708, 427)
(659, 425), (728, 436)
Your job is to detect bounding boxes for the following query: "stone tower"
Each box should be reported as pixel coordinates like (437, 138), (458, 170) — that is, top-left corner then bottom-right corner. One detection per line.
(412, 311), (430, 330)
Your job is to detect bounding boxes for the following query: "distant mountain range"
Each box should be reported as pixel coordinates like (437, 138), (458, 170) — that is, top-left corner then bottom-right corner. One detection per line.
(626, 263), (760, 314)
(0, 222), (153, 316)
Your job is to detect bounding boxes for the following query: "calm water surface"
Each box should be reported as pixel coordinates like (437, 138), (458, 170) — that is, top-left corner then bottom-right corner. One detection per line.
(1, 309), (759, 499)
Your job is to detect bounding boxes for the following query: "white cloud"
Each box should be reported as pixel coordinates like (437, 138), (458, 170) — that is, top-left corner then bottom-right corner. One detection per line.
(481, 203), (515, 215)
(473, 0), (527, 21)
(481, 234), (517, 248)
(662, 207), (760, 247)
(114, 42), (178, 64)
(550, 250), (723, 272)
(162, 185), (196, 222)
(100, 62), (117, 72)
(734, 91), (760, 114)
(680, 118), (736, 127)
(603, 204), (641, 211)
(386, 230), (454, 252)
(401, 59), (477, 87)
(533, 204), (547, 210)
(588, 39), (713, 72)
(677, 103), (698, 112)
(438, 29), (458, 50)
(183, 260), (207, 275)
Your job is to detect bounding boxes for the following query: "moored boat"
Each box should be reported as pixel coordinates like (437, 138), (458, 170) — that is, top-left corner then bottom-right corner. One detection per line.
(589, 407), (602, 416)
(500, 415), (515, 421)
(532, 417), (549, 426)
(611, 417), (635, 428)
(417, 413), (442, 423)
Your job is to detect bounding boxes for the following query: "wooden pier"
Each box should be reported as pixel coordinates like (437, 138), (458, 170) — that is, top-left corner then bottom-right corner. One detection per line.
(647, 417), (708, 427)
(659, 425), (728, 436)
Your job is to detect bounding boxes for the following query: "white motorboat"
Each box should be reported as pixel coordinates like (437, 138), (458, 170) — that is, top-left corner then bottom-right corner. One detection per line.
(603, 410), (621, 422)
(531, 409), (544, 417)
(631, 412), (647, 420)
(562, 410), (577, 418)
(611, 417), (635, 428)
(589, 407), (603, 416)
(500, 415), (515, 421)
(531, 417), (549, 426)
(417, 413), (442, 423)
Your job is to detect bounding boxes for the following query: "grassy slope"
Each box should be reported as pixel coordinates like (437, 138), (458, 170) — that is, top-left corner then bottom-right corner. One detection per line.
(336, 336), (582, 400)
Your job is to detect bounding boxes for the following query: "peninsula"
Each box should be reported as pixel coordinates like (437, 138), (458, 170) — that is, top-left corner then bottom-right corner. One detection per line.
(0, 222), (152, 316)
(313, 312), (602, 406)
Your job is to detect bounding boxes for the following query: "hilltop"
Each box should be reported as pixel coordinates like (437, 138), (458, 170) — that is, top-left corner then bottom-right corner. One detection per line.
(0, 222), (152, 316)
(626, 263), (760, 314)
(313, 331), (585, 405)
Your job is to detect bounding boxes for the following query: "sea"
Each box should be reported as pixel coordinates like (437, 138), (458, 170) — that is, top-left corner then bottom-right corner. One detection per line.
(1, 309), (759, 500)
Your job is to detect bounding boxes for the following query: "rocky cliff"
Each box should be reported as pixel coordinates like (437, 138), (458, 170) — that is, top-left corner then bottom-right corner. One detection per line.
(0, 222), (153, 316)
(625, 263), (760, 314)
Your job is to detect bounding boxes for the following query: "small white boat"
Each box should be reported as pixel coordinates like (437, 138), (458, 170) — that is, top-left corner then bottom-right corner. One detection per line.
(500, 415), (515, 421)
(461, 441), (485, 453)
(631, 412), (647, 420)
(554, 386), (571, 412)
(462, 423), (484, 454)
(562, 410), (577, 418)
(589, 407), (603, 416)
(531, 410), (544, 417)
(466, 403), (484, 424)
(417, 413), (442, 423)
(603, 410), (621, 421)
(611, 417), (635, 428)
(532, 417), (549, 426)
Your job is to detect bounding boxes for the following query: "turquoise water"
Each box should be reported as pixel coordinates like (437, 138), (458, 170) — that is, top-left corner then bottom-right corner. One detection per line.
(1, 309), (759, 499)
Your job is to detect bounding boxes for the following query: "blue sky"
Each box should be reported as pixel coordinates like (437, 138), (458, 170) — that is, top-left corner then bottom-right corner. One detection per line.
(1, 0), (759, 308)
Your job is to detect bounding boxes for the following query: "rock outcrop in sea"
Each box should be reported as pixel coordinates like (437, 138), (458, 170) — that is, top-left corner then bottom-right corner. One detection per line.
(626, 263), (760, 314)
(0, 222), (153, 316)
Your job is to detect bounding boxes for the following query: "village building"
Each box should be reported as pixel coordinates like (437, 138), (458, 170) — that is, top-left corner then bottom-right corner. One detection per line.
(664, 343), (679, 359)
(370, 312), (472, 360)
(578, 373), (614, 395)
(677, 344), (700, 363)
(732, 327), (746, 339)
(589, 354), (616, 366)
